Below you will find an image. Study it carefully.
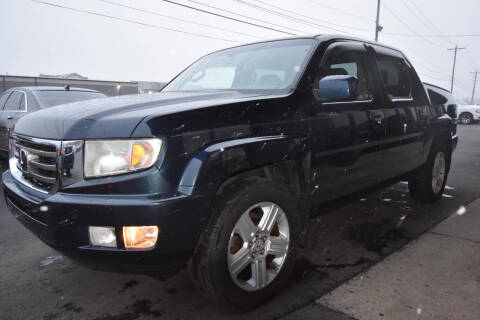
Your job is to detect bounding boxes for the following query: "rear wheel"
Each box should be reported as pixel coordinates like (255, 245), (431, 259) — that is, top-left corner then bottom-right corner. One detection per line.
(408, 143), (449, 202)
(459, 112), (473, 124)
(188, 178), (299, 308)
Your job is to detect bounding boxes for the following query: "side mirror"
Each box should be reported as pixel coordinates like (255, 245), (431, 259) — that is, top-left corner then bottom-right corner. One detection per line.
(317, 75), (359, 101)
(446, 104), (457, 119)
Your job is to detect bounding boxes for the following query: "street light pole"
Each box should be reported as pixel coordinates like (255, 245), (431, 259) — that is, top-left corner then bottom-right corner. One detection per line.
(471, 71), (479, 104)
(375, 0), (382, 42)
(448, 45), (465, 93)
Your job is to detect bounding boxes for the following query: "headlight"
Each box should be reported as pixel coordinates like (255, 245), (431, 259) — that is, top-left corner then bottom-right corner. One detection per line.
(84, 139), (162, 178)
(473, 107), (480, 113)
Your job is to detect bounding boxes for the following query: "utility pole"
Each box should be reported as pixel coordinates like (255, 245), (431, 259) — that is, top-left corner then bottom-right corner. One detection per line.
(471, 71), (479, 104)
(375, 0), (383, 41)
(448, 45), (465, 93)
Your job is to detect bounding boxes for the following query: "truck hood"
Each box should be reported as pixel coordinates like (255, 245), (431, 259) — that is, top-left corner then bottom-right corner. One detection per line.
(14, 91), (270, 140)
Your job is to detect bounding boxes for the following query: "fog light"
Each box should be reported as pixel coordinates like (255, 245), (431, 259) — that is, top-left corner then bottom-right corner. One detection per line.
(123, 226), (159, 249)
(89, 226), (117, 248)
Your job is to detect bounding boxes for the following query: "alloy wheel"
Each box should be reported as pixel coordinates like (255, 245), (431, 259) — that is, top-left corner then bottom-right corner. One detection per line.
(227, 201), (290, 292)
(432, 151), (446, 194)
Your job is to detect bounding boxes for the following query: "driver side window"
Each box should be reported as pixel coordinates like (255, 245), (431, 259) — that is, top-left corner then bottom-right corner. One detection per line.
(315, 44), (373, 103)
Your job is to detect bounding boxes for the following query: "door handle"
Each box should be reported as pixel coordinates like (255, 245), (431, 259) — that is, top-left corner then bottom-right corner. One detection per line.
(7, 116), (13, 120)
(372, 114), (383, 125)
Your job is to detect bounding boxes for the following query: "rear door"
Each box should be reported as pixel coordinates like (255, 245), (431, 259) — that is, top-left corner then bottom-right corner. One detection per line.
(309, 41), (387, 205)
(371, 46), (428, 179)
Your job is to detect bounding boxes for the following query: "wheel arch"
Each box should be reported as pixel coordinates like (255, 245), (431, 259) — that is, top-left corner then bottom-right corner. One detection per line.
(459, 111), (473, 118)
(178, 135), (311, 216)
(423, 120), (453, 172)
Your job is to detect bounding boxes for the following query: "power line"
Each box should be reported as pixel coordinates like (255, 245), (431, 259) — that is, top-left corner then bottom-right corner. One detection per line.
(403, 0), (478, 73)
(234, 0), (363, 34)
(381, 2), (446, 49)
(397, 0), (448, 47)
(418, 73), (470, 91)
(191, 0), (479, 76)
(31, 0), (240, 43)
(98, 0), (263, 40)
(186, 0), (305, 35)
(303, 0), (374, 22)
(381, 0), (478, 81)
(406, 0), (455, 45)
(414, 62), (450, 81)
(250, 0), (372, 33)
(417, 73), (451, 82)
(390, 41), (453, 78)
(234, 0), (361, 34)
(384, 33), (480, 38)
(463, 51), (480, 71)
(233, 0), (336, 33)
(457, 53), (477, 73)
(162, 0), (296, 36)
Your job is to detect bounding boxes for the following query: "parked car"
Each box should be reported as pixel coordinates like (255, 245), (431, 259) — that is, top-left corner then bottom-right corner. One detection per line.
(456, 103), (480, 124)
(3, 35), (457, 308)
(0, 86), (106, 154)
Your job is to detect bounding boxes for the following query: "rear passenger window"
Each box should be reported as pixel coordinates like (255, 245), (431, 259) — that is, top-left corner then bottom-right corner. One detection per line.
(376, 54), (412, 100)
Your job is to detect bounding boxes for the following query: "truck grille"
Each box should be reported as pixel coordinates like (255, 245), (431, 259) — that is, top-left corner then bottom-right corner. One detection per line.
(9, 135), (84, 193)
(13, 138), (60, 192)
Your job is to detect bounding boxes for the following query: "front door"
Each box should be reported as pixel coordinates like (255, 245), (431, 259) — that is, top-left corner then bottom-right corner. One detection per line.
(308, 41), (386, 206)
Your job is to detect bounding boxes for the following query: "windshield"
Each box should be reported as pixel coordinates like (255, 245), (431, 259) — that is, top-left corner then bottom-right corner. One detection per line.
(163, 39), (316, 92)
(35, 90), (106, 107)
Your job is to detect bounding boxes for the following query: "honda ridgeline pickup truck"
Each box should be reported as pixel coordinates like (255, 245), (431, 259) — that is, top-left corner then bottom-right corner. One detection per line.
(3, 35), (458, 308)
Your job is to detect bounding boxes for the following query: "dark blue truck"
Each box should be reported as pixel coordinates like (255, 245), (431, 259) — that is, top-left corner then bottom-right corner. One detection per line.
(3, 35), (457, 308)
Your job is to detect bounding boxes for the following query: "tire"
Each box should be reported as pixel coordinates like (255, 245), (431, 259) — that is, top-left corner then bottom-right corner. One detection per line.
(188, 177), (300, 309)
(408, 142), (449, 203)
(459, 112), (473, 124)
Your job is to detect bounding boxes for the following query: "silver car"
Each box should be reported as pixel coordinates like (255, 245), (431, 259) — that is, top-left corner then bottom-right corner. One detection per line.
(0, 86), (106, 154)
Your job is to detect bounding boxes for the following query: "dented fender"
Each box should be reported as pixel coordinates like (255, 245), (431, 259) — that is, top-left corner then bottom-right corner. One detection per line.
(177, 135), (308, 195)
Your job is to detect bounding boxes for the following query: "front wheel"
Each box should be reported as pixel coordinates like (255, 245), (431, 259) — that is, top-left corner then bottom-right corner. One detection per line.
(188, 178), (299, 308)
(408, 143), (449, 202)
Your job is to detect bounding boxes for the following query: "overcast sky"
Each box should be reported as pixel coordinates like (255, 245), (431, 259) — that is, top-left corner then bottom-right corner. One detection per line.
(1, 0), (479, 101)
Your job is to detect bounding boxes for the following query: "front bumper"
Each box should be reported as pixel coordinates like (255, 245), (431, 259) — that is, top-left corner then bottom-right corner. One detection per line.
(2, 170), (212, 273)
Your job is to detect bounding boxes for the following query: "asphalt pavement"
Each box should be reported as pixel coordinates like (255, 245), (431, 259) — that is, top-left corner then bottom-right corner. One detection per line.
(0, 125), (479, 320)
(318, 198), (480, 320)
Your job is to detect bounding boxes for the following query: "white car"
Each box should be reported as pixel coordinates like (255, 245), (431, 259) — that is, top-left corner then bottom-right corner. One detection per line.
(457, 104), (480, 124)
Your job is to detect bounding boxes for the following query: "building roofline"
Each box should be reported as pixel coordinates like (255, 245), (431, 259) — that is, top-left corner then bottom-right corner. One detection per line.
(0, 74), (139, 85)
(7, 86), (102, 92)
